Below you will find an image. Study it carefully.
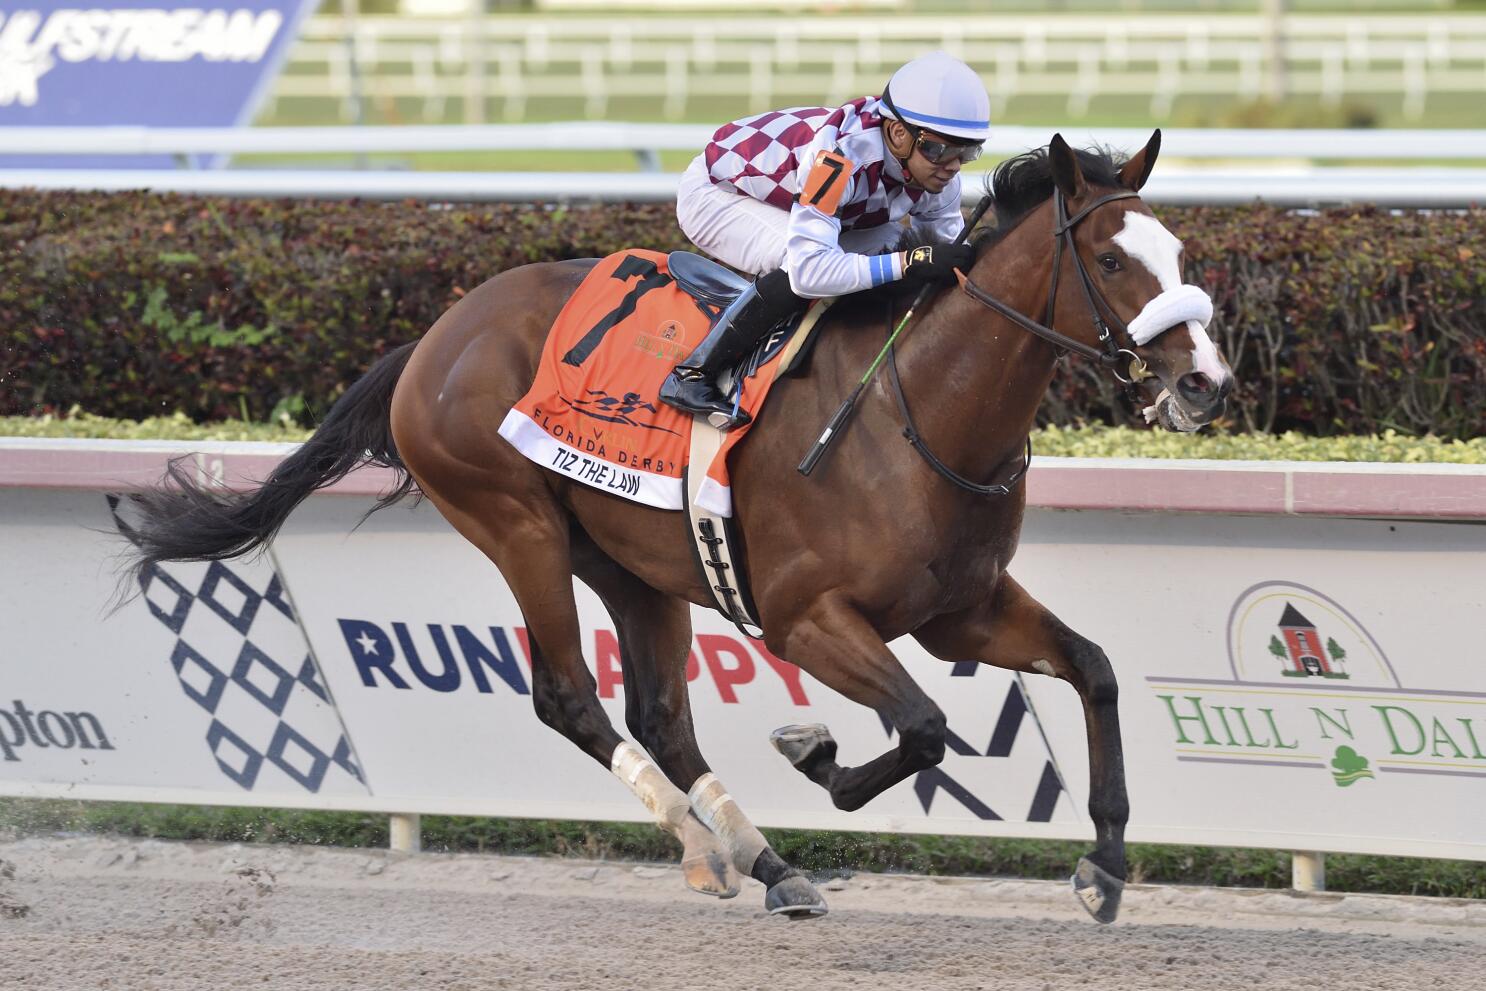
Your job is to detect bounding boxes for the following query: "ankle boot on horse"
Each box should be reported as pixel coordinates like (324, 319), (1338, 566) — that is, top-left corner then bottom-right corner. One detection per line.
(661, 269), (804, 429)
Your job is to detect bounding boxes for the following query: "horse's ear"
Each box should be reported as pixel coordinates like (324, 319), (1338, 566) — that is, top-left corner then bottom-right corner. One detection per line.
(1049, 133), (1086, 201)
(1118, 128), (1162, 192)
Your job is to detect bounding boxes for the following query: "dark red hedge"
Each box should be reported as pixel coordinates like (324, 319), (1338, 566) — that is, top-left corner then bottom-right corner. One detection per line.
(2, 190), (1482, 437)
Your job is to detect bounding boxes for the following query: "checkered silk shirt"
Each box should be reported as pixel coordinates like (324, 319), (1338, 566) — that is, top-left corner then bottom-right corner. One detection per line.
(704, 97), (963, 231)
(700, 97), (964, 296)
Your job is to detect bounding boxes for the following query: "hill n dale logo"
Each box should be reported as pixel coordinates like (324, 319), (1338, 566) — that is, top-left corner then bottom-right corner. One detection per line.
(1145, 581), (1484, 789)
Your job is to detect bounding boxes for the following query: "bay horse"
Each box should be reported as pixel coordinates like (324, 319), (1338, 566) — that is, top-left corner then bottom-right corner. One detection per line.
(124, 132), (1232, 923)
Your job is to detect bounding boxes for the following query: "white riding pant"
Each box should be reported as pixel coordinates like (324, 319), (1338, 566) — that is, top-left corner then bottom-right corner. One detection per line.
(676, 155), (902, 279)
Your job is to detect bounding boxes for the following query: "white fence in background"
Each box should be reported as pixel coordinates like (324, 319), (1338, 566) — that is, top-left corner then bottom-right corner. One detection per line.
(5, 123), (1484, 206)
(274, 14), (1486, 123)
(1, 441), (1484, 868)
(7, 124), (1486, 168)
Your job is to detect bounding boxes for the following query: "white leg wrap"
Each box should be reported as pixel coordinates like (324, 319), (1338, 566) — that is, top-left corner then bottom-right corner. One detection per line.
(611, 742), (691, 833)
(688, 772), (769, 874)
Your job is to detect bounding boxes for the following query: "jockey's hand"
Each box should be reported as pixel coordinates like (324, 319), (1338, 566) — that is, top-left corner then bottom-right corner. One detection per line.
(901, 243), (977, 285)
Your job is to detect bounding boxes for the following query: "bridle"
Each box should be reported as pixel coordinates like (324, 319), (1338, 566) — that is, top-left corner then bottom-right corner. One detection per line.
(959, 187), (1154, 387)
(884, 187), (1158, 498)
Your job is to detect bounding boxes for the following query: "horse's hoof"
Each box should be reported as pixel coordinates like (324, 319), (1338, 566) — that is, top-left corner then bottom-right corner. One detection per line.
(765, 875), (829, 919)
(1071, 856), (1125, 924)
(682, 851), (740, 899)
(770, 724), (837, 771)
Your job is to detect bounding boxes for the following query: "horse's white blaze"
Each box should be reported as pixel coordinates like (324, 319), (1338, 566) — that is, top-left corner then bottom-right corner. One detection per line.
(1112, 211), (1229, 386)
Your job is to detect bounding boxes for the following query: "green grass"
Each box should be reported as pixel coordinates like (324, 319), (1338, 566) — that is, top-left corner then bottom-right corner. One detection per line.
(2, 798), (1480, 897)
(7, 413), (1484, 465)
(1030, 424), (1486, 464)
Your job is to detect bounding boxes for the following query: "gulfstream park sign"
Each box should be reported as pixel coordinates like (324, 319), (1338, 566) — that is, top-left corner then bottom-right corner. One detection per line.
(0, 1), (315, 166)
(0, 7), (283, 107)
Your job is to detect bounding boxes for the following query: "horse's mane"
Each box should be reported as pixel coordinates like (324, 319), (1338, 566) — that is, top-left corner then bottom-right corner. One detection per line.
(969, 144), (1128, 254)
(858, 142), (1130, 308)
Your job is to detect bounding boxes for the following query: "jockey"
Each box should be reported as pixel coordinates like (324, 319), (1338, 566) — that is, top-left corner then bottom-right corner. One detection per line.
(662, 51), (991, 427)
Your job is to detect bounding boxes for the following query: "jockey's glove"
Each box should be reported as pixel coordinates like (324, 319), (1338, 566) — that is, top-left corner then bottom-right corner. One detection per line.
(901, 243), (977, 285)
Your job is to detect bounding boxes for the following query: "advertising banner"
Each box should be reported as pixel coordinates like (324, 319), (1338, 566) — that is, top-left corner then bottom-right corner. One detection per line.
(0, 0), (317, 167)
(0, 489), (367, 806)
(1008, 511), (1486, 860)
(2, 455), (1482, 861)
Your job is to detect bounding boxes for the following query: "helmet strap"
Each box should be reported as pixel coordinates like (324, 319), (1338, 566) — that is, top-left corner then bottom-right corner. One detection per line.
(878, 86), (923, 188)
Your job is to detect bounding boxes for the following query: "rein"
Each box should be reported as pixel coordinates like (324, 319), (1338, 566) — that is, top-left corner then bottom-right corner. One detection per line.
(885, 330), (1031, 497)
(886, 187), (1155, 498)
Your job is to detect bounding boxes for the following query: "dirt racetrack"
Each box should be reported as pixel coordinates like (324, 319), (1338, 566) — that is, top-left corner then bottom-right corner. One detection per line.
(1, 836), (1482, 990)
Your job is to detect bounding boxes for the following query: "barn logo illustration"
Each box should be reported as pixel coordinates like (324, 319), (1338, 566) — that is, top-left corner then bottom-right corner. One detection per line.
(1270, 603), (1350, 679)
(1144, 581), (1485, 790)
(1229, 583), (1391, 689)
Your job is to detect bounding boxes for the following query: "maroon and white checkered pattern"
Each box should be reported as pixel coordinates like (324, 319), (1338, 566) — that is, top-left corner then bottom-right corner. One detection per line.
(702, 97), (930, 231)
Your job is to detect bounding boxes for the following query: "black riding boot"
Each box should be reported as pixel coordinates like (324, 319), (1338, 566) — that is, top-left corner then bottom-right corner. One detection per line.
(660, 269), (804, 429)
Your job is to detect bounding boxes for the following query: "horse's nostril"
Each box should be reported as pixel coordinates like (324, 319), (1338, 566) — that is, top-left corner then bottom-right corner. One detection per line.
(1177, 372), (1215, 403)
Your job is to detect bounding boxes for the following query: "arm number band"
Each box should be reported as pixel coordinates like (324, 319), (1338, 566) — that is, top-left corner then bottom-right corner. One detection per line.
(800, 150), (852, 215)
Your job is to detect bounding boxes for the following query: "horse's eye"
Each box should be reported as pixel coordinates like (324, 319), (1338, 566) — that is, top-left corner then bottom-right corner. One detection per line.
(1098, 254), (1122, 273)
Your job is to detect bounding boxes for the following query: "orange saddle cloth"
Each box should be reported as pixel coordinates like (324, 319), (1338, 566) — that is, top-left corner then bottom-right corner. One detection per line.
(498, 249), (797, 516)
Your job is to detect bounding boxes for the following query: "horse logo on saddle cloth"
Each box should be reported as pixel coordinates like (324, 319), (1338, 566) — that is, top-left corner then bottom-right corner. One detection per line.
(499, 249), (827, 630)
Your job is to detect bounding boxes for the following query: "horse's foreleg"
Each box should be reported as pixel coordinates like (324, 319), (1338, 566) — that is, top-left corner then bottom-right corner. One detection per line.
(914, 573), (1128, 924)
(770, 596), (947, 813)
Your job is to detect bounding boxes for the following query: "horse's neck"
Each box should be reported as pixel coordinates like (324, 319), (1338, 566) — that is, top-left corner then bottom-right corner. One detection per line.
(894, 204), (1060, 484)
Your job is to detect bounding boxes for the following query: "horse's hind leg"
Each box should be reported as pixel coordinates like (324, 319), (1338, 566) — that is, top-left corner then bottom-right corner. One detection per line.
(425, 489), (628, 765)
(574, 541), (827, 918)
(913, 574), (1128, 924)
(570, 543), (736, 898)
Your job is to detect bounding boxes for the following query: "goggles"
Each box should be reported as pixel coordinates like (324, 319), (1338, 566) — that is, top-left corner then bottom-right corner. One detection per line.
(907, 125), (985, 165)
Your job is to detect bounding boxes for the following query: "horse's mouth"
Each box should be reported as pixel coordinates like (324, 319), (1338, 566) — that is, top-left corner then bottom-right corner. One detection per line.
(1142, 388), (1224, 432)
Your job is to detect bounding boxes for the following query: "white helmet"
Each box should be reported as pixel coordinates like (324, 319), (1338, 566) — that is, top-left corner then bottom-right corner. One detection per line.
(879, 51), (991, 144)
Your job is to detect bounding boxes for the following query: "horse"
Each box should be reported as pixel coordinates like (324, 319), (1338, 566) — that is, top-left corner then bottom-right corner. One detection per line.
(123, 131), (1232, 923)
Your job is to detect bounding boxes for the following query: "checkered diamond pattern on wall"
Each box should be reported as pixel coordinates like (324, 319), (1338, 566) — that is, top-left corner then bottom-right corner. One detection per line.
(111, 496), (367, 795)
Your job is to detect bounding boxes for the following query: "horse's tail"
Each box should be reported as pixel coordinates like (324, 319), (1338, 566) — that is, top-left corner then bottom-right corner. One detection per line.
(122, 342), (418, 587)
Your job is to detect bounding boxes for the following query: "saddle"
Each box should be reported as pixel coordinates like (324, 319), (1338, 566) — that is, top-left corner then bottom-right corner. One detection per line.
(500, 248), (832, 636)
(667, 251), (820, 379)
(667, 250), (750, 306)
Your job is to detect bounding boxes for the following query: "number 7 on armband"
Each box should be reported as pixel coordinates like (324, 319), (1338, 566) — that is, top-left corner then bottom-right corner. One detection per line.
(799, 150), (853, 216)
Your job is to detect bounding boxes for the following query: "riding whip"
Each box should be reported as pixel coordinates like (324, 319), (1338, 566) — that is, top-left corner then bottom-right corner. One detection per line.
(798, 192), (994, 476)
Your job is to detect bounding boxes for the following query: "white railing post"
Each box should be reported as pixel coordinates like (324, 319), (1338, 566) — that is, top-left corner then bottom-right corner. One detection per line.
(389, 813), (422, 853)
(1261, 0), (1288, 103)
(463, 0), (485, 124)
(1292, 851), (1325, 891)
